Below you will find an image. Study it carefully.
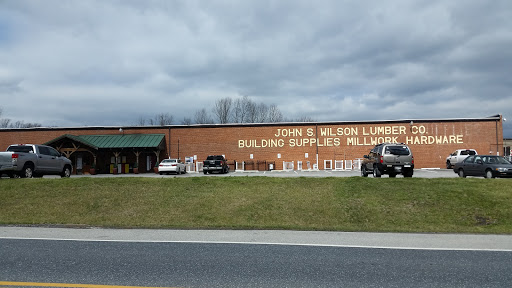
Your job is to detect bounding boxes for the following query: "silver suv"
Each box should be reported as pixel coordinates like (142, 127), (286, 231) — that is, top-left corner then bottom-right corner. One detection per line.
(361, 143), (414, 177)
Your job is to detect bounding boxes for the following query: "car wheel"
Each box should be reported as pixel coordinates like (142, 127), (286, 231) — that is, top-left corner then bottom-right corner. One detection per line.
(458, 169), (466, 178)
(389, 172), (396, 178)
(446, 161), (452, 169)
(485, 170), (495, 179)
(203, 171), (208, 175)
(361, 166), (368, 177)
(159, 172), (163, 175)
(373, 166), (381, 178)
(60, 166), (71, 178)
(20, 165), (34, 178)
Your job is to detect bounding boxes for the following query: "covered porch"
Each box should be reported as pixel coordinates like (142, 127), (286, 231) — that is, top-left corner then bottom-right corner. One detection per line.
(44, 134), (166, 174)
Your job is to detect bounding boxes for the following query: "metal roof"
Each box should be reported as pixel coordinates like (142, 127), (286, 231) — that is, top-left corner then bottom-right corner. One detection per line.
(45, 134), (98, 148)
(45, 134), (165, 149)
(1, 114), (503, 132)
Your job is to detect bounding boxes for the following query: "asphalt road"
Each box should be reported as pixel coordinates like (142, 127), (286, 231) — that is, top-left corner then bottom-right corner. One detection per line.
(2, 228), (512, 287)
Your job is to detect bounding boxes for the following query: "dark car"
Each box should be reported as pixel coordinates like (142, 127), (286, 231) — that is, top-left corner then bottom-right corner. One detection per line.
(453, 155), (512, 178)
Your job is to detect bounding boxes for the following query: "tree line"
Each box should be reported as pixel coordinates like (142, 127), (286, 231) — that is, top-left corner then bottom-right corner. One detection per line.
(136, 96), (314, 126)
(1, 96), (315, 128)
(0, 108), (42, 128)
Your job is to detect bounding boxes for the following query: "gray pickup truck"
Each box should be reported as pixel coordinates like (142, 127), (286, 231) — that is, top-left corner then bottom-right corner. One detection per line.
(0, 144), (72, 178)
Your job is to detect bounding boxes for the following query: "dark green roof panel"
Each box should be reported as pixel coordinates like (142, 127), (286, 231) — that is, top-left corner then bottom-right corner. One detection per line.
(43, 134), (98, 148)
(77, 134), (165, 148)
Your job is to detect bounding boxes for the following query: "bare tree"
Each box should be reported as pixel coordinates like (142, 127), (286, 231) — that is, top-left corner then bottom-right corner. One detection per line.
(154, 113), (173, 125)
(0, 107), (42, 128)
(194, 108), (213, 124)
(213, 97), (232, 124)
(8, 120), (42, 128)
(181, 117), (193, 125)
(137, 113), (173, 126)
(245, 100), (258, 123)
(268, 104), (283, 123)
(0, 107), (10, 128)
(136, 116), (146, 126)
(255, 103), (269, 123)
(0, 118), (10, 128)
(295, 116), (315, 122)
(0, 108), (8, 128)
(233, 96), (247, 123)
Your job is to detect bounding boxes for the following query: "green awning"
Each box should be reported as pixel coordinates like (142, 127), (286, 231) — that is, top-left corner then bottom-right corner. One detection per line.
(45, 134), (165, 149)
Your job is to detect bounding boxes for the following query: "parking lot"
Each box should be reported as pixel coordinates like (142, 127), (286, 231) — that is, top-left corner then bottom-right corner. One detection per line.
(45, 168), (459, 179)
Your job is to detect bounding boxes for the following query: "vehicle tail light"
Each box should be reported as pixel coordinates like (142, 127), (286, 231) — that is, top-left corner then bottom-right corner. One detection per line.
(12, 154), (19, 159)
(411, 156), (414, 165)
(12, 153), (18, 164)
(380, 156), (383, 164)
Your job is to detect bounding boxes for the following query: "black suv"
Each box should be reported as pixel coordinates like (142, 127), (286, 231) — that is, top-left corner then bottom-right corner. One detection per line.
(361, 143), (414, 177)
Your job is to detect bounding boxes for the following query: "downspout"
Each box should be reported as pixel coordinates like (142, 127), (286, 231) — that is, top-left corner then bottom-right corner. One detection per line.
(496, 115), (500, 155)
(168, 127), (171, 158)
(315, 124), (319, 169)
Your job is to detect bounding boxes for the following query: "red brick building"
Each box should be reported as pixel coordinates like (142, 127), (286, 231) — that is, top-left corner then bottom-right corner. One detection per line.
(0, 115), (504, 174)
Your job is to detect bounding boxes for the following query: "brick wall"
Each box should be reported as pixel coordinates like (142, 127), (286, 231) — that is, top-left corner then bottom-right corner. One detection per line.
(0, 117), (504, 170)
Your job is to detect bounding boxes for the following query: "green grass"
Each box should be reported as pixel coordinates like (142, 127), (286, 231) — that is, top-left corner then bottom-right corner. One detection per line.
(1, 177), (511, 233)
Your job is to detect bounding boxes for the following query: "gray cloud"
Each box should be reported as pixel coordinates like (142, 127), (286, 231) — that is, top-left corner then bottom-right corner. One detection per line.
(0, 0), (511, 136)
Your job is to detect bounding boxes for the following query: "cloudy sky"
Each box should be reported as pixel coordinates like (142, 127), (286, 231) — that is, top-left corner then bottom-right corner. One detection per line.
(1, 0), (511, 136)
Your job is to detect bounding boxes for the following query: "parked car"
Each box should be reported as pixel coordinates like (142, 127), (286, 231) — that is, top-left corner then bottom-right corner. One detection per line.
(0, 144), (72, 178)
(158, 158), (186, 175)
(446, 149), (477, 168)
(203, 155), (229, 174)
(361, 143), (414, 177)
(453, 155), (512, 178)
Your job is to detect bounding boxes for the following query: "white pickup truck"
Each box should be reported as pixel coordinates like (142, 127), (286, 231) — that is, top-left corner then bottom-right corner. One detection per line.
(446, 149), (477, 169)
(0, 144), (72, 178)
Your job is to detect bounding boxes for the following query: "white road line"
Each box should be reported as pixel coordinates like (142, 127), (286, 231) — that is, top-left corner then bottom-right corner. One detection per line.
(2, 236), (511, 252)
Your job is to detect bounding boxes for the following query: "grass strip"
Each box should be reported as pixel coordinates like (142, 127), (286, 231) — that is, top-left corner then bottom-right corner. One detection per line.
(1, 177), (511, 233)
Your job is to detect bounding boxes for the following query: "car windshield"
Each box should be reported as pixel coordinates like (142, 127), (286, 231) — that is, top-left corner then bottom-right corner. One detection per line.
(385, 146), (410, 155)
(162, 159), (177, 163)
(460, 150), (476, 156)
